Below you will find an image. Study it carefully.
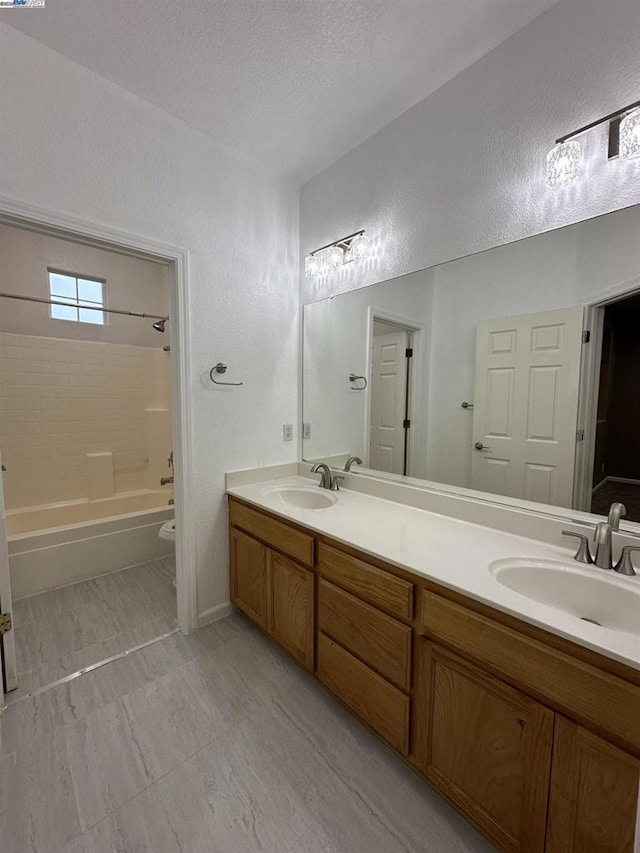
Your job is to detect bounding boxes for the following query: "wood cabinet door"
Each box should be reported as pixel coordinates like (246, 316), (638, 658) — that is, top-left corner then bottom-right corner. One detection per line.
(230, 528), (268, 628)
(267, 552), (314, 670)
(415, 641), (553, 853)
(547, 716), (639, 853)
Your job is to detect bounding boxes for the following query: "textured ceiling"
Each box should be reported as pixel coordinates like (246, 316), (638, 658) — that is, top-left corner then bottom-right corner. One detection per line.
(6, 0), (559, 182)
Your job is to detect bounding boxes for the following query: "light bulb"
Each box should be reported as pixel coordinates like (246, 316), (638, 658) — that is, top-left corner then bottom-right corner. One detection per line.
(546, 140), (581, 188)
(326, 245), (345, 269)
(620, 108), (640, 160)
(304, 254), (321, 278)
(350, 233), (370, 260)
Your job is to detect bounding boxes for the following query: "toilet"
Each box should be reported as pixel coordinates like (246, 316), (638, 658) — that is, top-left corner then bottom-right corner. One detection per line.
(159, 519), (176, 542)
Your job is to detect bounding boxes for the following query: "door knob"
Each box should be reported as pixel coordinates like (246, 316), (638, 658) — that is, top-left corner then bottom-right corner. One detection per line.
(474, 442), (492, 451)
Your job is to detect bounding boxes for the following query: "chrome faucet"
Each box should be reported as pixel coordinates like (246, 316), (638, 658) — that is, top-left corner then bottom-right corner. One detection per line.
(311, 463), (344, 491)
(563, 501), (635, 574)
(594, 521), (613, 570)
(607, 501), (626, 530)
(344, 456), (363, 472)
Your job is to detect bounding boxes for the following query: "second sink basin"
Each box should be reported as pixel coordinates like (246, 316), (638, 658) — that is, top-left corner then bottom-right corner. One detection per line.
(489, 558), (640, 637)
(261, 485), (337, 510)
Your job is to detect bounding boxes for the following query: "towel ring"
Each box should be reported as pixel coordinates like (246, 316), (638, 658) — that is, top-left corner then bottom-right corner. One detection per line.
(210, 363), (243, 386)
(349, 373), (367, 390)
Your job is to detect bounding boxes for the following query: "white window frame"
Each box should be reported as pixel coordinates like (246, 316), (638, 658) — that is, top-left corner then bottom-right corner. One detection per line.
(47, 268), (107, 325)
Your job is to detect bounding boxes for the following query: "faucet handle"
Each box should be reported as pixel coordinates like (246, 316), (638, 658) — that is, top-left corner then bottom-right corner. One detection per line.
(561, 530), (594, 564)
(614, 545), (640, 576)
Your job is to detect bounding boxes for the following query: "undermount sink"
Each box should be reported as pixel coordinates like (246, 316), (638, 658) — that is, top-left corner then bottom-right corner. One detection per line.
(489, 558), (640, 637)
(261, 485), (337, 510)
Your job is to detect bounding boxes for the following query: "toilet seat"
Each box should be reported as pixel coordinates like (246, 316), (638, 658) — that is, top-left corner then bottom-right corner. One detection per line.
(159, 519), (176, 542)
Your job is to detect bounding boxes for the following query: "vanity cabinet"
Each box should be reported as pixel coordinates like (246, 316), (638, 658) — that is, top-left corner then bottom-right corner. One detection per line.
(546, 717), (640, 853)
(230, 527), (268, 629)
(229, 504), (315, 669)
(228, 496), (640, 853)
(267, 551), (314, 669)
(415, 640), (553, 853)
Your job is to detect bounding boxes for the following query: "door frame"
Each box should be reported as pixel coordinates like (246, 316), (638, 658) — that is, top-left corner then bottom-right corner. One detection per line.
(574, 274), (640, 513)
(364, 307), (426, 479)
(0, 196), (198, 633)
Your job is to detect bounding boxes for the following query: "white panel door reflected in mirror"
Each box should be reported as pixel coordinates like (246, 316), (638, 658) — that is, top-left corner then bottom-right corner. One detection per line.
(302, 204), (640, 523)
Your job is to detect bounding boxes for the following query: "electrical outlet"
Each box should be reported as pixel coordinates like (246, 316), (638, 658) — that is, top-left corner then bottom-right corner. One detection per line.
(282, 424), (294, 442)
(302, 422), (312, 440)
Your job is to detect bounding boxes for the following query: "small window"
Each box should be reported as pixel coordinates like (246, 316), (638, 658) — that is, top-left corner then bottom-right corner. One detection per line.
(48, 270), (105, 325)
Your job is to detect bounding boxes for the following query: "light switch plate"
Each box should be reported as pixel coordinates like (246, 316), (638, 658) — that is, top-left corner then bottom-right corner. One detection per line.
(282, 424), (294, 441)
(302, 423), (311, 440)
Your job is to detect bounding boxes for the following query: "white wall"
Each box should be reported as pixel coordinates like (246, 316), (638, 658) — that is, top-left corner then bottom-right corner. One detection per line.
(300, 0), (640, 305)
(0, 23), (299, 622)
(0, 223), (170, 348)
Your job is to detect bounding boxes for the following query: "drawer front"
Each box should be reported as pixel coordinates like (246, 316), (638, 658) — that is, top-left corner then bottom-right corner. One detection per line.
(229, 499), (314, 567)
(318, 543), (413, 620)
(317, 633), (410, 755)
(422, 591), (640, 754)
(318, 579), (412, 690)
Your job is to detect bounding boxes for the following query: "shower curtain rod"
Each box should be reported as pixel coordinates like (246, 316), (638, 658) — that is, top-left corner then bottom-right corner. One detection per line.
(0, 291), (167, 321)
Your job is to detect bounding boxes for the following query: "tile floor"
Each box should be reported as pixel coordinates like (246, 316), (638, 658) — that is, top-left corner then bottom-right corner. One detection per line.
(9, 556), (177, 700)
(1, 611), (494, 853)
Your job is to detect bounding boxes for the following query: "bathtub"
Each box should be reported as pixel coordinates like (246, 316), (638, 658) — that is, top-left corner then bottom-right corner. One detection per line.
(7, 491), (174, 599)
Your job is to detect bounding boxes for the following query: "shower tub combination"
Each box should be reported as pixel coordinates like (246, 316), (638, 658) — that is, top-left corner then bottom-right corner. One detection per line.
(7, 490), (174, 600)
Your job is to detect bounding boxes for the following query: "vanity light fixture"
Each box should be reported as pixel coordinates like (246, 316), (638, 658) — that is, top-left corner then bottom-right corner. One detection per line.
(547, 99), (640, 188)
(620, 108), (640, 160)
(326, 244), (346, 269)
(304, 230), (370, 277)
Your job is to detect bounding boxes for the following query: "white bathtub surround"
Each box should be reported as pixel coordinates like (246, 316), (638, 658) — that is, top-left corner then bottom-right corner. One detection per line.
(7, 492), (173, 598)
(146, 408), (172, 492)
(227, 475), (640, 671)
(86, 452), (115, 501)
(0, 332), (172, 509)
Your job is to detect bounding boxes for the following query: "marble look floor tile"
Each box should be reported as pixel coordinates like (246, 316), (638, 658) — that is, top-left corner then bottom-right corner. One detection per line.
(63, 698), (159, 830)
(3, 612), (495, 853)
(11, 558), (177, 697)
(0, 728), (81, 853)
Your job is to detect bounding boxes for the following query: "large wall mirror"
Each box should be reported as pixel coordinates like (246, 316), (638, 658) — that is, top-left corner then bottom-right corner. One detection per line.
(302, 205), (640, 525)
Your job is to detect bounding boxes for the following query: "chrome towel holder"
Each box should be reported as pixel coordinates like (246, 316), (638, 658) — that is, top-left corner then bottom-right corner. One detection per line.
(349, 373), (367, 390)
(210, 363), (243, 386)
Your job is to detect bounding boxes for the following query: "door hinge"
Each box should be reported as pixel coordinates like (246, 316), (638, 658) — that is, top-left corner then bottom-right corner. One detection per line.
(576, 428), (585, 442)
(403, 419), (411, 429)
(405, 348), (413, 358)
(0, 612), (12, 635)
(582, 330), (591, 343)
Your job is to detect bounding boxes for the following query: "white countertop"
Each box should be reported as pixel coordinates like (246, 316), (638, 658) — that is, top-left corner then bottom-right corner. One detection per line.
(227, 476), (640, 671)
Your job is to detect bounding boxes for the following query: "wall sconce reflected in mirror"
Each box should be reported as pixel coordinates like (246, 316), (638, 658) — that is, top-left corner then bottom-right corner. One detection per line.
(304, 230), (370, 278)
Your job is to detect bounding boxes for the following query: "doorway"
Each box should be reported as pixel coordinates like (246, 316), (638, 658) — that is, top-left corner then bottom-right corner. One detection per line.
(590, 292), (640, 521)
(0, 199), (196, 699)
(368, 319), (414, 476)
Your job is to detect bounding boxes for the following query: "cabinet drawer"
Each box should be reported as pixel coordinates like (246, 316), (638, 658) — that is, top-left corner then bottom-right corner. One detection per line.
(229, 499), (314, 567)
(317, 633), (410, 755)
(318, 543), (413, 620)
(421, 591), (640, 754)
(318, 579), (412, 690)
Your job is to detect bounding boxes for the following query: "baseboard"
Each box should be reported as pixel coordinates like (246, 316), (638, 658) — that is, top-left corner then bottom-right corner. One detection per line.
(592, 475), (640, 495)
(197, 600), (234, 628)
(604, 476), (640, 486)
